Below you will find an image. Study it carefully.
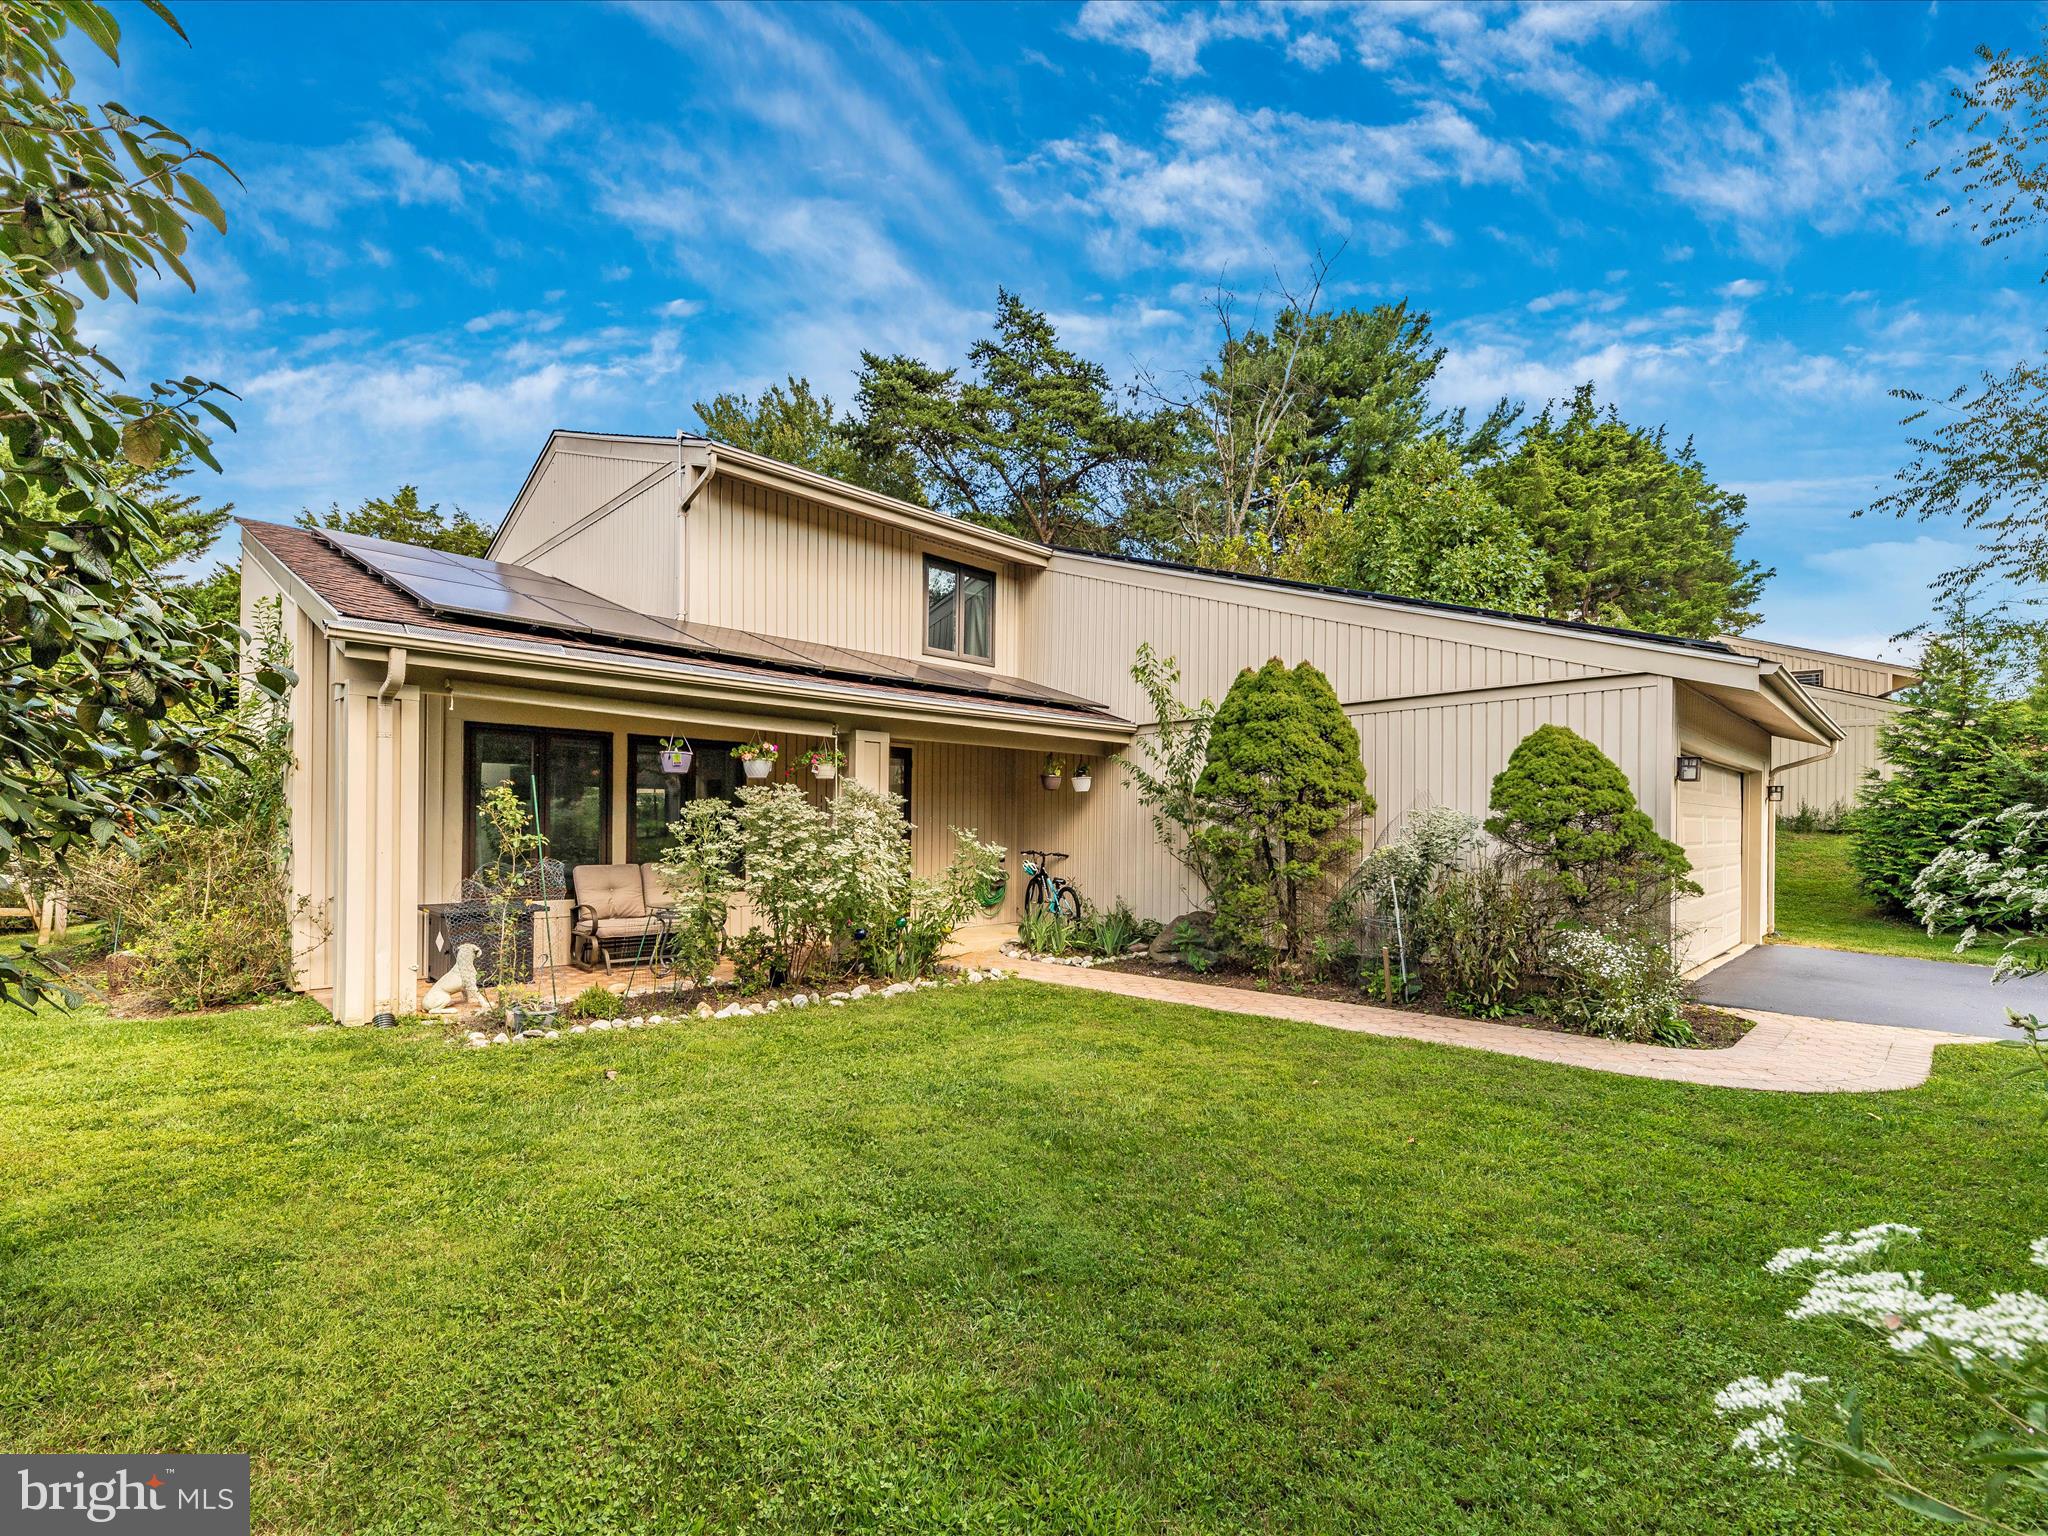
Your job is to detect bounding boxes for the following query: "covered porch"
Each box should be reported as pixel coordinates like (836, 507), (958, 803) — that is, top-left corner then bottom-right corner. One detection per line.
(304, 632), (1133, 1023)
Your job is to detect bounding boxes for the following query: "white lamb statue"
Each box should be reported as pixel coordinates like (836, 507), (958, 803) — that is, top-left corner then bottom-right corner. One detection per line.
(423, 943), (486, 1015)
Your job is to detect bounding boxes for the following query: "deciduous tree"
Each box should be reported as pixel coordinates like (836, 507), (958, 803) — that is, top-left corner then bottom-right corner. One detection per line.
(298, 485), (492, 558)
(0, 0), (285, 1007)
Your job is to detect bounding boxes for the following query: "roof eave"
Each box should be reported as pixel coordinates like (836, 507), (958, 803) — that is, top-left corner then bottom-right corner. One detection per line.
(323, 616), (1135, 744)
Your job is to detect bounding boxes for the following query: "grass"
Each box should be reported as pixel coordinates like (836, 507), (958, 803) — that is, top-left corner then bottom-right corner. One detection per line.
(2, 985), (2043, 1534)
(1773, 831), (1991, 965)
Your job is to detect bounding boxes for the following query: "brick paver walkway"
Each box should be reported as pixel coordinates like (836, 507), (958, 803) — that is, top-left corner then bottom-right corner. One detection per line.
(968, 953), (1986, 1093)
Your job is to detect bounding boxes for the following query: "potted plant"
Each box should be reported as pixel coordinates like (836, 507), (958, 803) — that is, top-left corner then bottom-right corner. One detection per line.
(737, 740), (778, 780)
(802, 744), (844, 781)
(656, 736), (694, 775)
(1071, 760), (1092, 793)
(1040, 755), (1066, 791)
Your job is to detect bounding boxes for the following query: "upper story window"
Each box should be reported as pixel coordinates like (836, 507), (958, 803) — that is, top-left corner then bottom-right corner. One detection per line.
(924, 555), (994, 662)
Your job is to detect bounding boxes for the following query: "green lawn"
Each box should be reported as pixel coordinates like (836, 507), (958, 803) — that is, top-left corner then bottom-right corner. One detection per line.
(1774, 830), (1991, 964)
(1, 986), (2040, 1534)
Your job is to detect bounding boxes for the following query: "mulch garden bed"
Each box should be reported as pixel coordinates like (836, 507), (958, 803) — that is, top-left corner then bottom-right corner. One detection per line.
(1091, 955), (1755, 1049)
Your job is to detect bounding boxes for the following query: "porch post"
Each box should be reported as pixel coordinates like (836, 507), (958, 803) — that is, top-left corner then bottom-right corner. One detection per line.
(849, 729), (891, 794)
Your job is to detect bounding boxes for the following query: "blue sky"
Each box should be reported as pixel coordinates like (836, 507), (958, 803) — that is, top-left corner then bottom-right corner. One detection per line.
(99, 0), (2048, 658)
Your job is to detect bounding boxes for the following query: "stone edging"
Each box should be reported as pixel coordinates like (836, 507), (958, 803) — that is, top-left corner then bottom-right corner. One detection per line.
(460, 966), (1011, 1049)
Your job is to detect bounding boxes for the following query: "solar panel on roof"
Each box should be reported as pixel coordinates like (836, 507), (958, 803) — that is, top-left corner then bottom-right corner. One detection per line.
(309, 526), (1114, 717)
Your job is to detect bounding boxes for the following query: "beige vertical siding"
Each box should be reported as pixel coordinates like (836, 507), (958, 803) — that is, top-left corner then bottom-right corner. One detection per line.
(683, 474), (1024, 664)
(1022, 557), (1623, 722)
(1771, 688), (1901, 817)
(1724, 638), (1913, 698)
(240, 545), (334, 991)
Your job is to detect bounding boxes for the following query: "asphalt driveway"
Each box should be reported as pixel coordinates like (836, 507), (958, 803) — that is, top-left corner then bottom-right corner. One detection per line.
(1697, 944), (2048, 1038)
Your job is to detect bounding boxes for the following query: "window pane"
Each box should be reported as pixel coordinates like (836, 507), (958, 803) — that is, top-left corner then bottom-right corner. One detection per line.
(544, 734), (608, 868)
(691, 744), (742, 802)
(926, 562), (957, 652)
(960, 570), (993, 659)
(631, 740), (686, 864)
(471, 728), (537, 873)
(629, 739), (744, 862)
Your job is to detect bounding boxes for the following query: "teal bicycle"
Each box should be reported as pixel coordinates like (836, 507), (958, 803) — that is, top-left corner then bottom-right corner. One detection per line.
(1020, 849), (1082, 919)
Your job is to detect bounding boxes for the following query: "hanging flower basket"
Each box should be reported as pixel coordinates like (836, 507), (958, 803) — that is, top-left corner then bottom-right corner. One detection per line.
(657, 738), (694, 775)
(1071, 768), (1093, 793)
(802, 745), (845, 781)
(1041, 755), (1066, 791)
(737, 740), (778, 780)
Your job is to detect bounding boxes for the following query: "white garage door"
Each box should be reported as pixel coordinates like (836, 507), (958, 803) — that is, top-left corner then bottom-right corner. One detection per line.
(1675, 763), (1744, 967)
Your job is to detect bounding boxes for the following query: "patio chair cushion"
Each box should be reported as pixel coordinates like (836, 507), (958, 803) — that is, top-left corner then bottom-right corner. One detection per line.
(572, 863), (647, 924)
(589, 915), (666, 942)
(640, 862), (677, 910)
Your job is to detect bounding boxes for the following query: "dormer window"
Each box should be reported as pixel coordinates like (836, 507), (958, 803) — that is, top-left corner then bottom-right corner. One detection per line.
(925, 555), (994, 662)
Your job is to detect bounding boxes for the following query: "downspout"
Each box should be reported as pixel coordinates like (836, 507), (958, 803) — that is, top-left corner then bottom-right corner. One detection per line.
(376, 645), (408, 702)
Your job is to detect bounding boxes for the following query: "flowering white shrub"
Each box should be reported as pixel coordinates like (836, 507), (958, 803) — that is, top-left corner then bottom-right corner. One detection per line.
(1547, 927), (1690, 1044)
(1346, 805), (1482, 929)
(1910, 803), (2048, 975)
(1715, 1224), (2048, 1527)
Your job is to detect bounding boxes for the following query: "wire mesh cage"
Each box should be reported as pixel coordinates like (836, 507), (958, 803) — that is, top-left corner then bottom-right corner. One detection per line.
(422, 857), (568, 986)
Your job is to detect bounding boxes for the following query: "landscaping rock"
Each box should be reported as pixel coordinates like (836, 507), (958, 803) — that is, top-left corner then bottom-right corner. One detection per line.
(1149, 911), (1220, 966)
(694, 1002), (713, 1018)
(490, 1031), (509, 1045)
(568, 1023), (586, 1034)
(790, 993), (809, 1009)
(849, 984), (870, 999)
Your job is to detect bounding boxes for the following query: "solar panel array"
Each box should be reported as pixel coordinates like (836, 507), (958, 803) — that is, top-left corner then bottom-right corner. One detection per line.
(313, 528), (1110, 715)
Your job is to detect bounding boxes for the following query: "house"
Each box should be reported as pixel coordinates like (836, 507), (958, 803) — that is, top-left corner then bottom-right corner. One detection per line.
(238, 430), (1844, 1022)
(1722, 638), (1918, 820)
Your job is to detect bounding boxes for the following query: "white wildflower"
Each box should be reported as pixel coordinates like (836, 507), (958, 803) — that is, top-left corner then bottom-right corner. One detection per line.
(2031, 1236), (2048, 1269)
(1765, 1223), (1920, 1274)
(1713, 1372), (1827, 1472)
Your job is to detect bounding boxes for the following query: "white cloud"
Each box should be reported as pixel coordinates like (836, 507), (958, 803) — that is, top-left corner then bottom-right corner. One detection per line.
(253, 128), (465, 232)
(1072, 0), (1667, 136)
(1026, 96), (1521, 271)
(1069, 0), (1289, 79)
(1286, 31), (1341, 70)
(1718, 277), (1768, 299)
(1656, 65), (1904, 257)
(463, 308), (562, 335)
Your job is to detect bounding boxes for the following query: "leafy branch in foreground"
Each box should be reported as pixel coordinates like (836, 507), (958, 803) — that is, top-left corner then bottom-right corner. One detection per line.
(0, 1), (287, 1009)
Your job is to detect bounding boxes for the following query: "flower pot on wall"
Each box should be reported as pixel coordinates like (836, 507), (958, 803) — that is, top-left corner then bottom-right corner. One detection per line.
(742, 758), (773, 780)
(1040, 774), (1063, 791)
(658, 748), (694, 775)
(1071, 773), (1092, 793)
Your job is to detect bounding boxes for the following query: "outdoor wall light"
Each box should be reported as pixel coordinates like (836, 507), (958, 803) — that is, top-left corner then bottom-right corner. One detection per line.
(1766, 782), (1786, 802)
(1675, 754), (1703, 782)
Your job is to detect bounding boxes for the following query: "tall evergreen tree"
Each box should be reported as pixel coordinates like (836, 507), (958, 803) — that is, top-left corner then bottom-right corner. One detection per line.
(1852, 593), (2048, 915)
(1193, 659), (1370, 968)
(853, 290), (1174, 548)
(695, 375), (923, 502)
(1478, 384), (1768, 637)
